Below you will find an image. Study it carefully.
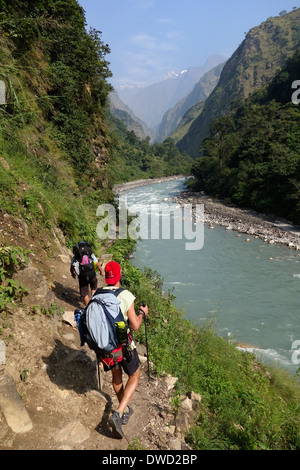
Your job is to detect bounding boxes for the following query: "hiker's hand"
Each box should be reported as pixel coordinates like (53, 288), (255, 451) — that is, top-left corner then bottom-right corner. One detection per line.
(139, 304), (148, 317)
(70, 267), (76, 279)
(97, 262), (104, 276)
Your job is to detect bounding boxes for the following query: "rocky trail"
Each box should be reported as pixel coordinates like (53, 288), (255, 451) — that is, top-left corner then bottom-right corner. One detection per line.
(0, 211), (198, 451)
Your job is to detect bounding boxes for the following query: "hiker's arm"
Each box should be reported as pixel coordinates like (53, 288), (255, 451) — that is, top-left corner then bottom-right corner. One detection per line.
(70, 265), (76, 279)
(127, 302), (147, 331)
(96, 261), (104, 276)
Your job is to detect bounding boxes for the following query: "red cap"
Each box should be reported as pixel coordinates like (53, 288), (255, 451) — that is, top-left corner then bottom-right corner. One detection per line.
(105, 261), (121, 285)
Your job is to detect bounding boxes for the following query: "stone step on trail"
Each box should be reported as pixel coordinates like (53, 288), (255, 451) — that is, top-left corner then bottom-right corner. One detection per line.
(0, 373), (33, 434)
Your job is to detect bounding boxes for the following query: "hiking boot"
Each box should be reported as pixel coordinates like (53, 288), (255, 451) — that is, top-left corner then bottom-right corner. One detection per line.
(109, 411), (124, 439)
(122, 406), (133, 425)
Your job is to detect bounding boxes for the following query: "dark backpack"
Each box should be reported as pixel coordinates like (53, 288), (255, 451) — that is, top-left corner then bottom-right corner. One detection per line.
(73, 241), (95, 281)
(74, 288), (133, 369)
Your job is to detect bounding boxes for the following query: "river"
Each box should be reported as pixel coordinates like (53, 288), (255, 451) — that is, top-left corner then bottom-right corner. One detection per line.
(119, 178), (300, 377)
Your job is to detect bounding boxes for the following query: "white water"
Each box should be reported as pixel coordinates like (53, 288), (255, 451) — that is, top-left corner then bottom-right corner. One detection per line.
(122, 178), (300, 377)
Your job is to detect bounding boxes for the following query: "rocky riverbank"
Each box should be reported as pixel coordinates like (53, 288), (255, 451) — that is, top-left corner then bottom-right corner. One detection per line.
(174, 190), (300, 250)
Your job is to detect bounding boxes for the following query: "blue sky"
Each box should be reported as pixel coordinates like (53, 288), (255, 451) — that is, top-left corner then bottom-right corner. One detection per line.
(78, 1), (298, 88)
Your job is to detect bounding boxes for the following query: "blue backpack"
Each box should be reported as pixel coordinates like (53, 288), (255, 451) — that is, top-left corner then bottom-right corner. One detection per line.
(74, 288), (132, 368)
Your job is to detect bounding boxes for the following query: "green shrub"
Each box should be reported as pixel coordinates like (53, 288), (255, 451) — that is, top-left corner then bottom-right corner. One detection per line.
(0, 246), (30, 311)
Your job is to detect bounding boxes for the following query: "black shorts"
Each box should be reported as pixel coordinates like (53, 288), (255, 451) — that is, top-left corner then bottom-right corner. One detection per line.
(102, 348), (140, 375)
(79, 274), (97, 298)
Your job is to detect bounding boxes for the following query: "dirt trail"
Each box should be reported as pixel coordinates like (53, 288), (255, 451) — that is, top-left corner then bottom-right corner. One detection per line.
(0, 213), (183, 451)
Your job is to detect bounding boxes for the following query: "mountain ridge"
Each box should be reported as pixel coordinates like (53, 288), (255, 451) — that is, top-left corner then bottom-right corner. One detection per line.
(156, 61), (226, 143)
(108, 90), (152, 140)
(118, 54), (226, 131)
(177, 8), (300, 158)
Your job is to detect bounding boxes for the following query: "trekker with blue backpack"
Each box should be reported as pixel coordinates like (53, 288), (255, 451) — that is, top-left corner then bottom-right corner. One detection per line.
(70, 241), (104, 306)
(74, 260), (148, 439)
(104, 261), (148, 438)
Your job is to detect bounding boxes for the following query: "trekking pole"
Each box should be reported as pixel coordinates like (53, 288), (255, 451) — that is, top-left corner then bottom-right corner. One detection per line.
(97, 356), (102, 392)
(140, 303), (150, 381)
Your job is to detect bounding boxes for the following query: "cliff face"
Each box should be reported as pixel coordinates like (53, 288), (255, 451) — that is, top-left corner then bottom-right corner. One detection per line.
(177, 8), (300, 158)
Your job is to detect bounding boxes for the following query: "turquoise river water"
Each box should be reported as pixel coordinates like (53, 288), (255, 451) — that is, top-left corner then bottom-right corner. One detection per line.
(120, 178), (300, 377)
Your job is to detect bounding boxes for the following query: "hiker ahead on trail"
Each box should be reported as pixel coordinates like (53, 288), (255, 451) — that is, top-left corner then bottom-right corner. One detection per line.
(70, 241), (104, 306)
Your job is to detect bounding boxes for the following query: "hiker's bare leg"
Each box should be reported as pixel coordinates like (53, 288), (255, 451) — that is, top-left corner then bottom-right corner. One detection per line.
(111, 366), (124, 403)
(111, 366), (140, 413)
(83, 294), (89, 306)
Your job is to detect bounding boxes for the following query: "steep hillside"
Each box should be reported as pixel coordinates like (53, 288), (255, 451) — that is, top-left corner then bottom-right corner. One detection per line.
(178, 8), (300, 158)
(0, 0), (191, 250)
(170, 101), (206, 145)
(108, 90), (152, 140)
(0, 213), (197, 451)
(190, 50), (300, 223)
(0, 0), (116, 253)
(156, 62), (225, 143)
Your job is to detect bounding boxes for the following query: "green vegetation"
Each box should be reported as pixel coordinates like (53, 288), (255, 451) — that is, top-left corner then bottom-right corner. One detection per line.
(108, 237), (300, 450)
(0, 0), (299, 451)
(191, 50), (300, 223)
(0, 0), (189, 252)
(0, 246), (29, 311)
(170, 101), (205, 144)
(177, 7), (300, 158)
(0, 0), (115, 252)
(158, 62), (225, 143)
(108, 116), (192, 184)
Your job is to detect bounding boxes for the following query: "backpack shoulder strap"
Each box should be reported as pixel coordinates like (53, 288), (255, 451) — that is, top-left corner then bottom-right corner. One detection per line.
(112, 287), (125, 297)
(93, 287), (124, 297)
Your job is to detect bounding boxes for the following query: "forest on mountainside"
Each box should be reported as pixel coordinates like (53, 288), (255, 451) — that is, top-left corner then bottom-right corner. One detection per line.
(191, 50), (300, 224)
(177, 7), (300, 159)
(109, 115), (192, 182)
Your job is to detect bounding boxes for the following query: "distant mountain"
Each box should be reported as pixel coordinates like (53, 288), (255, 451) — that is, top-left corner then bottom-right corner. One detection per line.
(177, 8), (300, 158)
(108, 90), (152, 140)
(118, 55), (226, 131)
(156, 61), (226, 142)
